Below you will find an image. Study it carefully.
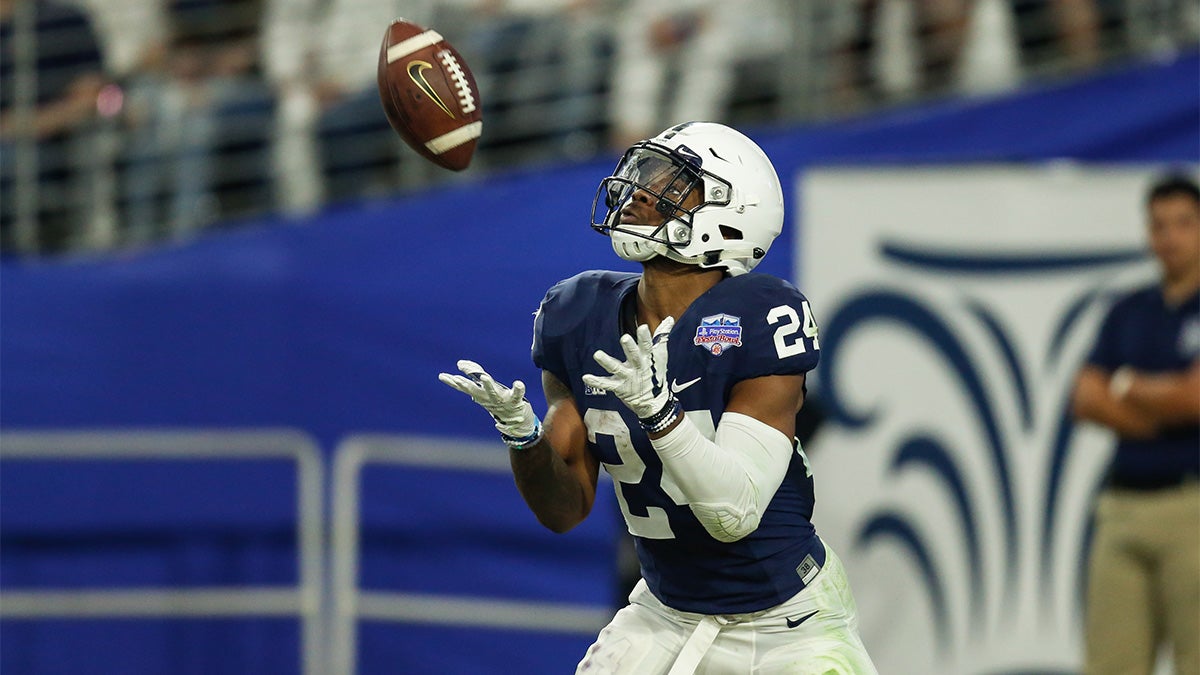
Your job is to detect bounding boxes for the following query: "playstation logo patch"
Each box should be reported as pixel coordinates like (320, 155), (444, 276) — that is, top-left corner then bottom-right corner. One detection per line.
(693, 313), (743, 356)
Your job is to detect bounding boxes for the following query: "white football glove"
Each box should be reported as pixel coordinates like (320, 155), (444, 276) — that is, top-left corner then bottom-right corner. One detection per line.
(582, 317), (675, 420)
(438, 360), (540, 442)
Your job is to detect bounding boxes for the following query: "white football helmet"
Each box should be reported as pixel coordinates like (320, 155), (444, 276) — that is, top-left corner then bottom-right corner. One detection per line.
(590, 122), (784, 276)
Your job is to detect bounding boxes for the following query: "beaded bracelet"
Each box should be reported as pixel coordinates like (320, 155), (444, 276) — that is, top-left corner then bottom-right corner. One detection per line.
(640, 397), (682, 435)
(500, 419), (544, 451)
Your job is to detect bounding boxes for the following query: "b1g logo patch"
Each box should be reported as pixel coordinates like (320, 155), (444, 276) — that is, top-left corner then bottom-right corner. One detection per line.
(694, 313), (743, 356)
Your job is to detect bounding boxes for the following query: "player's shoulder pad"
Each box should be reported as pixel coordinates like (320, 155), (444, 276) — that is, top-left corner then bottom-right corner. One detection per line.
(700, 273), (809, 313)
(536, 270), (638, 340)
(689, 273), (819, 376)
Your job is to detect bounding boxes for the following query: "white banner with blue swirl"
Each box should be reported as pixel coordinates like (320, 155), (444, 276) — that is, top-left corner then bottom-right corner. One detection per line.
(797, 165), (1192, 675)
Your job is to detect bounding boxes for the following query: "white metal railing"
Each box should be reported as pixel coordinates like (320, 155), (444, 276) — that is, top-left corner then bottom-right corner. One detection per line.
(329, 434), (613, 675)
(0, 429), (326, 675)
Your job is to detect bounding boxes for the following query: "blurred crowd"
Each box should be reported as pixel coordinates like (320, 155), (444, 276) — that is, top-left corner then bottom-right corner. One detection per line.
(1, 0), (1197, 255)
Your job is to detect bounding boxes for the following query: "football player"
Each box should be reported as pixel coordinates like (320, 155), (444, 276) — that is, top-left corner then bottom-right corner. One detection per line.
(440, 122), (877, 674)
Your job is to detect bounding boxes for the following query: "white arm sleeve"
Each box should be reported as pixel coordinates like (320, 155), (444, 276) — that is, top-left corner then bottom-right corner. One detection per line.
(651, 411), (794, 543)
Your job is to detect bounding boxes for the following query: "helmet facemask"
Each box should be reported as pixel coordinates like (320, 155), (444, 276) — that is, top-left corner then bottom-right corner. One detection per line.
(590, 142), (731, 264)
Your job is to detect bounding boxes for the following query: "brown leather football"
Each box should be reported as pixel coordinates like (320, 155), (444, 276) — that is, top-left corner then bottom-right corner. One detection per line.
(377, 19), (482, 171)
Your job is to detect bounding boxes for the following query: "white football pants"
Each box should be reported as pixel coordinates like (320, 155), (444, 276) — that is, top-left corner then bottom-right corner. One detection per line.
(576, 543), (878, 674)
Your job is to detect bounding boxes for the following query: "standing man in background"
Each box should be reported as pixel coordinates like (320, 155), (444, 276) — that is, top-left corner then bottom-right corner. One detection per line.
(1071, 174), (1200, 675)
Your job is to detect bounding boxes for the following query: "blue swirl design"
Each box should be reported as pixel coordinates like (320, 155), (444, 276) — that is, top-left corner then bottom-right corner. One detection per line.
(881, 242), (1147, 273)
(892, 435), (985, 631)
(823, 291), (1020, 593)
(857, 512), (951, 651)
(1039, 397), (1077, 593)
(1047, 288), (1108, 369)
(823, 243), (1148, 660)
(1075, 472), (1107, 617)
(967, 301), (1032, 431)
(1040, 288), (1119, 599)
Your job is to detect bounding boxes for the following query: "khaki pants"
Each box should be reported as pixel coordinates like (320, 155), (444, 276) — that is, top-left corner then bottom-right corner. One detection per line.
(1084, 483), (1200, 675)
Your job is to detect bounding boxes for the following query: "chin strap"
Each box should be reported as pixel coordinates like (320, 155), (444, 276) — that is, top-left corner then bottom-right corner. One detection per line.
(610, 221), (670, 262)
(609, 219), (762, 275)
(700, 245), (765, 274)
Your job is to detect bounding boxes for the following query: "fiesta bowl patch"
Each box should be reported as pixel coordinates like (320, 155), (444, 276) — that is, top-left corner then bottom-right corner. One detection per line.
(694, 313), (743, 356)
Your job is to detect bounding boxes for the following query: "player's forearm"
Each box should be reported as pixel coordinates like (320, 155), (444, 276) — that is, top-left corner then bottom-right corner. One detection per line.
(510, 441), (591, 533)
(652, 412), (792, 543)
(1124, 366), (1200, 425)
(28, 76), (105, 139)
(1071, 367), (1158, 438)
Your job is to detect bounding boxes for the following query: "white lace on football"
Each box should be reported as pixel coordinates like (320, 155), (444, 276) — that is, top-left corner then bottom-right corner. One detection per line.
(439, 49), (477, 115)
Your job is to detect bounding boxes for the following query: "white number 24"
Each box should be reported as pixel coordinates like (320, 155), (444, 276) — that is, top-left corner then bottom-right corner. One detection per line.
(767, 301), (819, 359)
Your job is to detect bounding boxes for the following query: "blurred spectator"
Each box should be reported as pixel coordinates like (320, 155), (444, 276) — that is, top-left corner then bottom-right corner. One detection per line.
(0, 0), (108, 253)
(551, 0), (613, 158)
(446, 0), (611, 160)
(73, 0), (169, 247)
(831, 0), (1119, 109)
(1009, 0), (1105, 73)
(119, 0), (273, 242)
(1125, 0), (1200, 55)
(264, 0), (435, 213)
(77, 0), (168, 80)
(1071, 174), (1200, 675)
(830, 0), (972, 108)
(607, 0), (789, 150)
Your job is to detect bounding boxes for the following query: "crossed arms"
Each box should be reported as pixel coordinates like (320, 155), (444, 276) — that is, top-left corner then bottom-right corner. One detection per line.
(1072, 360), (1200, 438)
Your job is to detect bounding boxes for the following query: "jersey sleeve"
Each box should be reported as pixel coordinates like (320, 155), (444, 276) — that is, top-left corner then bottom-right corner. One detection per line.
(531, 283), (570, 386)
(531, 271), (616, 386)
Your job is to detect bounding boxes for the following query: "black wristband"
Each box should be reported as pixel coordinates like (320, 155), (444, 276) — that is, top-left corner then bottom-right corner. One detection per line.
(639, 397), (682, 435)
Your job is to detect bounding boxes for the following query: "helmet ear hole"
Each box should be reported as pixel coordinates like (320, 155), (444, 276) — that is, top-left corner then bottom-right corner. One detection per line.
(718, 225), (743, 240)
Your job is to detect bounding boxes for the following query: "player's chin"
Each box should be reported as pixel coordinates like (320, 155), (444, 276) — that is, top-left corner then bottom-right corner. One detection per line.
(642, 255), (695, 273)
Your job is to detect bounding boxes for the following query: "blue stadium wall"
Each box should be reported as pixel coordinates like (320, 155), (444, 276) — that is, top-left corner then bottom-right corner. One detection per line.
(2, 51), (1197, 674)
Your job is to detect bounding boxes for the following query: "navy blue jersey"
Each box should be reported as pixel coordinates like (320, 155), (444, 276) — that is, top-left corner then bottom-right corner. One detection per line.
(1086, 285), (1200, 486)
(532, 270), (825, 614)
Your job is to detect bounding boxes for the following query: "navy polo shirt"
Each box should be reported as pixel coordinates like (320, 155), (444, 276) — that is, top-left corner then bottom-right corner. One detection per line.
(1086, 284), (1200, 488)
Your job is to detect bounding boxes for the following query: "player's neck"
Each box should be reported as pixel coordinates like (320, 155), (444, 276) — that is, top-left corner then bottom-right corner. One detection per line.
(636, 260), (724, 330)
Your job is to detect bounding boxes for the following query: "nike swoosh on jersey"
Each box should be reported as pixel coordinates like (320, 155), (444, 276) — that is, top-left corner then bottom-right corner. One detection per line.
(407, 60), (456, 118)
(670, 376), (701, 394)
(785, 610), (818, 629)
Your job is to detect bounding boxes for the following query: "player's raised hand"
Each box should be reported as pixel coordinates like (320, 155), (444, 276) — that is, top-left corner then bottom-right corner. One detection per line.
(583, 317), (675, 420)
(439, 360), (541, 447)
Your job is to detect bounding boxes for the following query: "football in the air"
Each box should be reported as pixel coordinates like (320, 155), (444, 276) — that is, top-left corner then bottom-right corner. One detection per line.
(377, 18), (482, 171)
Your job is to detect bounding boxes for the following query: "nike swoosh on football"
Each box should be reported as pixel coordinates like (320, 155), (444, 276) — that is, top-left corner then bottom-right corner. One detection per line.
(407, 60), (456, 119)
(670, 377), (701, 394)
(785, 610), (818, 629)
